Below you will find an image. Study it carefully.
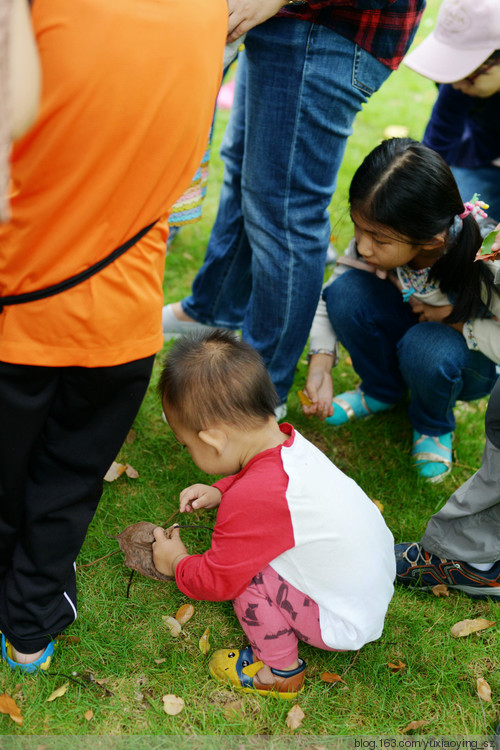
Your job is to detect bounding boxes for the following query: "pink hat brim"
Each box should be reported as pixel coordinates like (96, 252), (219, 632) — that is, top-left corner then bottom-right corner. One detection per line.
(403, 33), (496, 83)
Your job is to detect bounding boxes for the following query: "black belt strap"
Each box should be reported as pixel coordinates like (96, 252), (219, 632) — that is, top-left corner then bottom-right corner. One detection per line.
(0, 221), (157, 313)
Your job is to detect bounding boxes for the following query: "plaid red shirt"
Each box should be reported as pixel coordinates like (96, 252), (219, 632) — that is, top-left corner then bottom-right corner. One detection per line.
(278, 0), (426, 70)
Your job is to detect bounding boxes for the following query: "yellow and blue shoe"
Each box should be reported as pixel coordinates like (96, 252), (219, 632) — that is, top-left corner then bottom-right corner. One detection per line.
(1, 634), (56, 673)
(208, 645), (305, 700)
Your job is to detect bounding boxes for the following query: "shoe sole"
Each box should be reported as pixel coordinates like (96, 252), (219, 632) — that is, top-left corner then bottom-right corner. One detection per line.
(398, 578), (500, 600)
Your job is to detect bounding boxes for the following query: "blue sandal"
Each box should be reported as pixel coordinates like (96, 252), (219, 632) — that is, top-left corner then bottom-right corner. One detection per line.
(326, 388), (392, 426)
(412, 431), (453, 483)
(2, 634), (56, 673)
(208, 645), (305, 700)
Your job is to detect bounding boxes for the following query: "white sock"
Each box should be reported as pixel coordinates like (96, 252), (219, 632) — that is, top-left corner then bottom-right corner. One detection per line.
(468, 561), (495, 572)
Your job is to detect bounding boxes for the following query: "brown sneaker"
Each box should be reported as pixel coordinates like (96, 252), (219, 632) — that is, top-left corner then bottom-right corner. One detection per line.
(209, 646), (305, 700)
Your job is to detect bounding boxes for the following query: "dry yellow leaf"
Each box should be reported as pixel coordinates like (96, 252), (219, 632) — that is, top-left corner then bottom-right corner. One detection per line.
(199, 627), (210, 654)
(162, 615), (182, 637)
(372, 499), (384, 514)
(297, 390), (313, 407)
(451, 618), (496, 638)
(46, 682), (69, 702)
(345, 356), (353, 366)
(388, 659), (406, 673)
(103, 461), (127, 482)
(477, 677), (492, 702)
(0, 693), (23, 726)
(401, 720), (430, 734)
(320, 672), (346, 684)
(154, 658), (167, 665)
(125, 463), (139, 479)
(286, 703), (305, 730)
(432, 584), (450, 597)
(84, 710), (94, 721)
(162, 694), (185, 716)
(176, 603), (195, 624)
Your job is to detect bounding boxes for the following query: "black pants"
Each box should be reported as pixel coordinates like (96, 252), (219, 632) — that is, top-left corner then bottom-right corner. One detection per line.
(0, 357), (154, 652)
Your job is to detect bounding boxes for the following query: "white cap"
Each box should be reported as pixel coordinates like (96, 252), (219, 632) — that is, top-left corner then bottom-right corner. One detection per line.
(404, 0), (500, 83)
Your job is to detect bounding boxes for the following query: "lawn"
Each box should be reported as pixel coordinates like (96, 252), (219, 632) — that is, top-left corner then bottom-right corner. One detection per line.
(1, 0), (498, 739)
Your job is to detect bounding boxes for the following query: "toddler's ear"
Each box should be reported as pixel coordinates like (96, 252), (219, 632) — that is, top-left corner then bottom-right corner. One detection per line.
(198, 427), (228, 455)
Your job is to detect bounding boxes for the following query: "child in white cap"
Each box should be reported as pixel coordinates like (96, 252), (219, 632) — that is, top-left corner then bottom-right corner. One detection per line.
(404, 0), (500, 221)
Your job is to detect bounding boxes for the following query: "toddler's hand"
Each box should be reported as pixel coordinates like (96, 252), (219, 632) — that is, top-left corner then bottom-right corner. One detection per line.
(411, 301), (453, 324)
(179, 484), (222, 513)
(491, 224), (500, 252)
(152, 525), (188, 578)
(303, 356), (334, 419)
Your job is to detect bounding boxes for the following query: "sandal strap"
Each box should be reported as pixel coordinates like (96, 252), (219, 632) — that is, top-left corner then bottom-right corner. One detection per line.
(413, 450), (452, 468)
(412, 433), (452, 467)
(332, 389), (371, 421)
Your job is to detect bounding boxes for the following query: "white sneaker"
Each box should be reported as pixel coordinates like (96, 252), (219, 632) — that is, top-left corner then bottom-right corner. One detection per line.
(162, 304), (217, 341)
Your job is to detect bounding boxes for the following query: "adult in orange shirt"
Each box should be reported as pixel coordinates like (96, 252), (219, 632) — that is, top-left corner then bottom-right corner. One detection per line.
(0, 0), (226, 671)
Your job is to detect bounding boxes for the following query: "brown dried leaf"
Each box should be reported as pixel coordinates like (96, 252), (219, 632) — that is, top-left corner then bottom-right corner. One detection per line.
(0, 693), (23, 726)
(125, 429), (137, 444)
(46, 682), (69, 702)
(320, 672), (346, 684)
(451, 618), (496, 638)
(125, 463), (139, 479)
(199, 627), (210, 655)
(477, 677), (492, 702)
(176, 603), (195, 624)
(224, 699), (244, 718)
(84, 710), (94, 721)
(162, 616), (182, 637)
(401, 720), (430, 734)
(297, 390), (313, 407)
(115, 522), (176, 581)
(104, 461), (127, 482)
(60, 634), (80, 644)
(154, 658), (167, 665)
(162, 694), (184, 716)
(432, 584), (450, 598)
(388, 659), (406, 673)
(286, 703), (305, 730)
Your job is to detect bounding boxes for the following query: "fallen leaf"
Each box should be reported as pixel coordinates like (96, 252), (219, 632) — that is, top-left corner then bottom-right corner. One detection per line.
(345, 356), (353, 366)
(60, 635), (80, 644)
(372, 499), (384, 514)
(104, 461), (127, 482)
(199, 627), (210, 655)
(384, 125), (409, 138)
(320, 672), (346, 684)
(223, 699), (243, 718)
(84, 710), (94, 721)
(0, 693), (23, 726)
(401, 720), (430, 734)
(475, 230), (500, 262)
(125, 429), (137, 444)
(46, 682), (69, 702)
(451, 618), (496, 638)
(286, 703), (305, 730)
(432, 584), (450, 597)
(162, 616), (182, 637)
(162, 694), (184, 716)
(477, 677), (492, 702)
(115, 522), (176, 581)
(297, 390), (313, 407)
(388, 659), (406, 673)
(125, 463), (139, 479)
(182, 252), (194, 261)
(154, 658), (167, 665)
(176, 603), (195, 624)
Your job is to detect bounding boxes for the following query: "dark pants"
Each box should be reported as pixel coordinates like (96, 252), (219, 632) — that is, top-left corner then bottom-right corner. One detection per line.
(0, 357), (154, 652)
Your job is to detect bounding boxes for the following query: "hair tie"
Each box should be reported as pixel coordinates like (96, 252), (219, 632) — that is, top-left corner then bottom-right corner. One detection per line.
(459, 194), (489, 221)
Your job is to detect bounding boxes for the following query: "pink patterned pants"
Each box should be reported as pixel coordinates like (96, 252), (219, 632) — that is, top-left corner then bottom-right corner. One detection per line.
(233, 564), (340, 670)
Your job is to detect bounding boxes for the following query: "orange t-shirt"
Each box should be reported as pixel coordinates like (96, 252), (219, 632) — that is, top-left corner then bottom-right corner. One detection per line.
(0, 0), (226, 367)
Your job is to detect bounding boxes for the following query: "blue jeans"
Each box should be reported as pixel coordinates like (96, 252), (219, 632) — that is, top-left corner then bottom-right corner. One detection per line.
(181, 18), (391, 403)
(324, 269), (498, 435)
(451, 165), (500, 224)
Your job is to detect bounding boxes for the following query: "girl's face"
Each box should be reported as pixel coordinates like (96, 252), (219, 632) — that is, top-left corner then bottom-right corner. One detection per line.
(352, 213), (442, 271)
(452, 58), (500, 98)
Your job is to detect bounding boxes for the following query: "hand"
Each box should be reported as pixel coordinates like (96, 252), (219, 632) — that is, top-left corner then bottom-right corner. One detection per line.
(492, 224), (500, 252)
(303, 354), (335, 420)
(227, 0), (285, 42)
(411, 301), (454, 324)
(179, 484), (222, 513)
(152, 526), (188, 578)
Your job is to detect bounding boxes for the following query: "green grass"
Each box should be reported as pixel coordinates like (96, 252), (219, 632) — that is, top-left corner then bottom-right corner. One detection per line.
(2, 0), (499, 736)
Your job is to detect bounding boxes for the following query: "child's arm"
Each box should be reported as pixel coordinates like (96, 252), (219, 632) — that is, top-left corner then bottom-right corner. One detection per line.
(179, 484), (222, 513)
(152, 526), (189, 578)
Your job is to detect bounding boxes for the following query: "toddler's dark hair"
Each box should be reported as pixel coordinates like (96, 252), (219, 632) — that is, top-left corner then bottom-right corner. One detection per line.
(349, 137), (497, 323)
(158, 329), (280, 431)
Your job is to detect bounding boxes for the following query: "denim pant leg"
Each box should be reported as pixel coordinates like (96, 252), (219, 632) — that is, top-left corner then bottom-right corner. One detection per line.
(324, 269), (418, 403)
(398, 322), (498, 435)
(184, 19), (391, 402)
